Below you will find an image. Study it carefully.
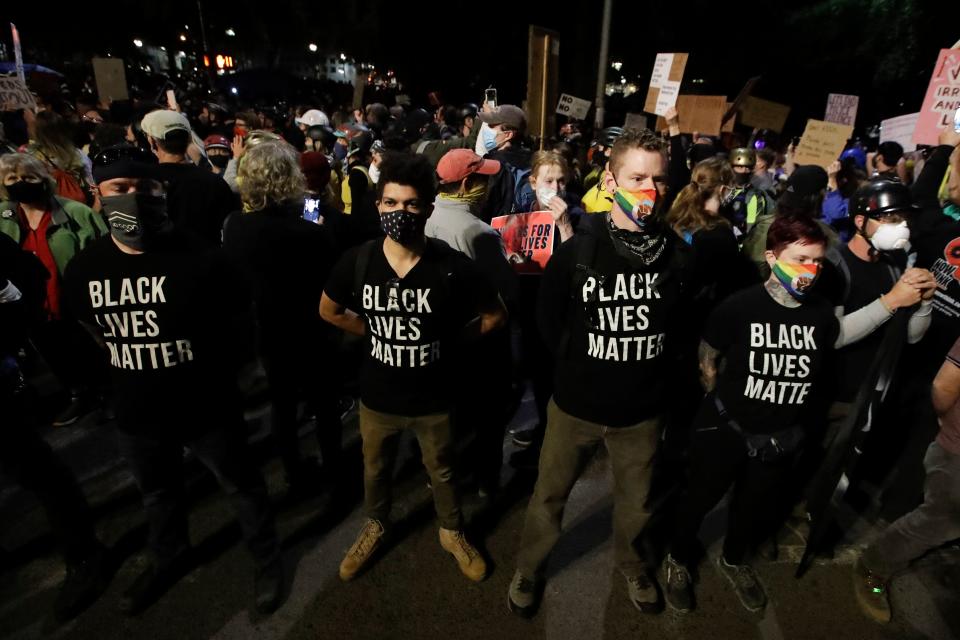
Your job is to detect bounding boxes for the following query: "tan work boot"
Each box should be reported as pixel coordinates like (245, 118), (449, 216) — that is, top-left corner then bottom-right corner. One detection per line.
(439, 528), (487, 582)
(339, 519), (385, 581)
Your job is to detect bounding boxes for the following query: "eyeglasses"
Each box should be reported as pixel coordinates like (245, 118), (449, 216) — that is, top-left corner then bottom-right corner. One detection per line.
(92, 145), (156, 169)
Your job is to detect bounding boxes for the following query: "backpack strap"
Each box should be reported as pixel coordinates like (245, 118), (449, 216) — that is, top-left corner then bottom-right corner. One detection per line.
(416, 140), (431, 155)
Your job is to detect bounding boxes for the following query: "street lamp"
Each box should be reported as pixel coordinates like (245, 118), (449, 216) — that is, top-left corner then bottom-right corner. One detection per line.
(133, 39), (143, 48)
(225, 28), (235, 36)
(180, 34), (187, 42)
(308, 43), (318, 52)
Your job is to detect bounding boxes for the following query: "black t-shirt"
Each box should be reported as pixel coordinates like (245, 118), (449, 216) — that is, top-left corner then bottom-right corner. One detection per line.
(537, 216), (690, 426)
(704, 284), (839, 433)
(154, 162), (239, 248)
(323, 238), (499, 416)
(63, 234), (250, 433)
(222, 203), (339, 356)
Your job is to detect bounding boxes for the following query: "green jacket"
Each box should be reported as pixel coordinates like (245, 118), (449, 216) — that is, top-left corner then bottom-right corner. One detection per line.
(0, 196), (107, 275)
(742, 213), (839, 280)
(410, 125), (482, 168)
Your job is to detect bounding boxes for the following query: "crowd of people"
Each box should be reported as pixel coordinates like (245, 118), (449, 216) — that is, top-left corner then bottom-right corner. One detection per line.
(1, 77), (959, 629)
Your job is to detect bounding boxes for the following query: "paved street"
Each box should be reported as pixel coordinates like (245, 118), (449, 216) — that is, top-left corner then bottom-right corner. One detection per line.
(2, 384), (959, 640)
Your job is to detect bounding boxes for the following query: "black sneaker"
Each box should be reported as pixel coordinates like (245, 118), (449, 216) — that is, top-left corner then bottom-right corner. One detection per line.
(625, 571), (663, 614)
(511, 428), (537, 448)
(716, 556), (767, 613)
(53, 544), (109, 622)
(662, 554), (694, 612)
(255, 558), (283, 614)
(507, 570), (541, 618)
(120, 554), (191, 615)
(53, 394), (93, 427)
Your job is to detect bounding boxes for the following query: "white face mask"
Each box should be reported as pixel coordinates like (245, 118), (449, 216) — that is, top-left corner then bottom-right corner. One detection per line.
(368, 163), (380, 184)
(870, 220), (911, 252)
(536, 186), (557, 206)
(475, 122), (492, 157)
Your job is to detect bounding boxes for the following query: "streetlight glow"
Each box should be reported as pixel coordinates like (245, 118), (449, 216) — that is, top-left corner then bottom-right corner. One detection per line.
(133, 39), (143, 48)
(308, 43), (318, 52)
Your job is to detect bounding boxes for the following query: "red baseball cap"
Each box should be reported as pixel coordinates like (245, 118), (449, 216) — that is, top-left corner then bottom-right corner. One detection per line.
(436, 149), (501, 184)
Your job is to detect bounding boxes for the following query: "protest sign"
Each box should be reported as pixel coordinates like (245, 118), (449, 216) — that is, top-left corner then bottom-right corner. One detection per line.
(555, 93), (591, 120)
(655, 95), (726, 136)
(739, 96), (790, 132)
(824, 93), (859, 126)
(643, 53), (688, 116)
(913, 49), (960, 146)
(92, 57), (128, 103)
(491, 212), (556, 274)
(0, 76), (37, 111)
(722, 76), (760, 125)
(794, 119), (853, 168)
(11, 23), (24, 83)
(624, 113), (648, 130)
(722, 102), (736, 133)
(880, 113), (920, 153)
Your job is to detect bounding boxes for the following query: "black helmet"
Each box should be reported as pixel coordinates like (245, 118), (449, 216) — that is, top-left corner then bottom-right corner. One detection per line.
(851, 178), (918, 219)
(594, 126), (624, 148)
(458, 103), (479, 121)
(306, 124), (336, 150)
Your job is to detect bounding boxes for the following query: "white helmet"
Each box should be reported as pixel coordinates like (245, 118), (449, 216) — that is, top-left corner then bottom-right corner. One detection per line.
(295, 109), (330, 127)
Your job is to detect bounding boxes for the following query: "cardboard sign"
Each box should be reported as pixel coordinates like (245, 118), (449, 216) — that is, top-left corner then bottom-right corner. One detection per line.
(723, 76), (760, 125)
(722, 102), (736, 133)
(655, 95), (726, 136)
(555, 93), (591, 120)
(624, 112), (648, 130)
(643, 53), (688, 116)
(913, 49), (960, 146)
(824, 93), (859, 126)
(92, 57), (128, 103)
(491, 212), (556, 274)
(0, 76), (36, 111)
(739, 96), (791, 133)
(794, 119), (853, 168)
(880, 112), (920, 153)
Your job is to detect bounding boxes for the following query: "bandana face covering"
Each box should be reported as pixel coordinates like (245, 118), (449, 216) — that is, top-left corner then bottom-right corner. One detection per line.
(606, 214), (666, 266)
(771, 260), (820, 300)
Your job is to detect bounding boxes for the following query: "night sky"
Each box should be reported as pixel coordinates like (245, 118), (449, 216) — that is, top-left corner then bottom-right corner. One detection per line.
(5, 0), (958, 134)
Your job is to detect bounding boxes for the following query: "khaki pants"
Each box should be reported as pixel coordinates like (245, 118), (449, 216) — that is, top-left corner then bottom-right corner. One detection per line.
(359, 402), (461, 530)
(517, 398), (660, 579)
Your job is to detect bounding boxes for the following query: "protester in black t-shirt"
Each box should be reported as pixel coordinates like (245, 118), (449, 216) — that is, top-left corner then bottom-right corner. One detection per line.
(663, 215), (839, 615)
(320, 153), (507, 584)
(140, 109), (238, 247)
(64, 149), (282, 616)
(509, 128), (691, 618)
(223, 139), (344, 494)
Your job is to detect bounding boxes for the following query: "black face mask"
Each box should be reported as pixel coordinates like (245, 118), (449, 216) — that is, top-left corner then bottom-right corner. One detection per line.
(209, 155), (230, 169)
(6, 180), (48, 204)
(380, 209), (426, 246)
(101, 192), (172, 251)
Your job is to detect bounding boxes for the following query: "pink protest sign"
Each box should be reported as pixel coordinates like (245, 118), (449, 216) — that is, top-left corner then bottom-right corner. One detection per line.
(913, 49), (960, 146)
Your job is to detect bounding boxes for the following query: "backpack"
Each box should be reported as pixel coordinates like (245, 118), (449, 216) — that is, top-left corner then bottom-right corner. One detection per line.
(36, 150), (94, 206)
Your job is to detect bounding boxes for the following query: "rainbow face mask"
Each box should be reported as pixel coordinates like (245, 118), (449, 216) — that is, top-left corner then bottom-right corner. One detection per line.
(772, 260), (820, 300)
(613, 187), (657, 229)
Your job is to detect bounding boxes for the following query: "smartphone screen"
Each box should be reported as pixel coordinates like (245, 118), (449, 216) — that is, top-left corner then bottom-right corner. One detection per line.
(303, 197), (321, 223)
(485, 88), (497, 108)
(954, 106), (960, 134)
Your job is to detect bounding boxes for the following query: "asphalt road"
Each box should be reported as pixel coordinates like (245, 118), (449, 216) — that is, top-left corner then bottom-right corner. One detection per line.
(1, 390), (959, 640)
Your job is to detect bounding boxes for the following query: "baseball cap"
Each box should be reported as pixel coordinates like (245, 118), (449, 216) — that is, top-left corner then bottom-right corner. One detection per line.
(478, 105), (527, 132)
(436, 149), (501, 184)
(779, 165), (828, 209)
(300, 151), (331, 193)
(295, 109), (330, 128)
(140, 109), (191, 141)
